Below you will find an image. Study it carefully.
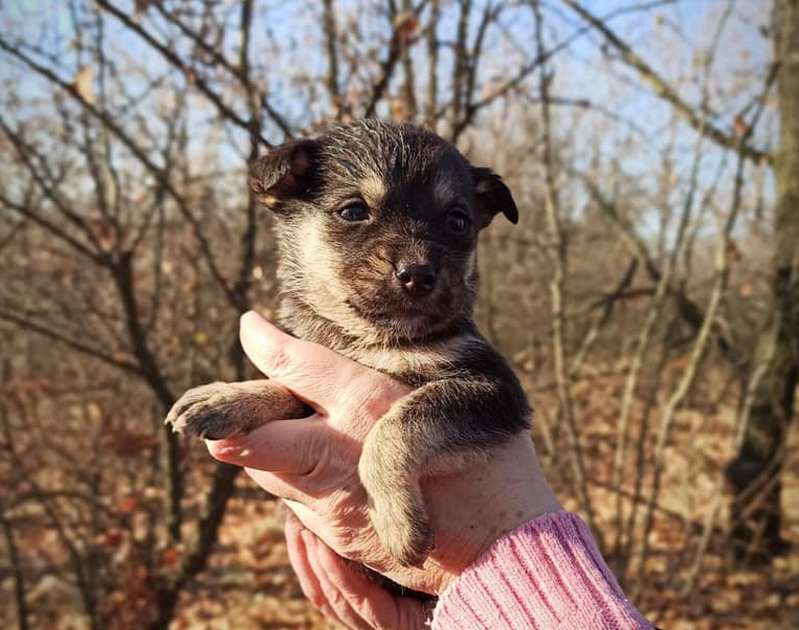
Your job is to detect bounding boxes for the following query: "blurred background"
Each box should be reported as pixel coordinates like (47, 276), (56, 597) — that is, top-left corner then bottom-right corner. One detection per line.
(1, 0), (797, 628)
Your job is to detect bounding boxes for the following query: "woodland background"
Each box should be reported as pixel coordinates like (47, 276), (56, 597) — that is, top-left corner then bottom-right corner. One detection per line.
(1, 0), (797, 628)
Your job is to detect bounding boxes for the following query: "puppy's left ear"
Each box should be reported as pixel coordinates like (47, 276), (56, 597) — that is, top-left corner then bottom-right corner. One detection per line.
(249, 139), (320, 212)
(471, 167), (519, 228)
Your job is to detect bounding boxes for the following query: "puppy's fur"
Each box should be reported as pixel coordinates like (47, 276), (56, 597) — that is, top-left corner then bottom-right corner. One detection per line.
(166, 120), (530, 568)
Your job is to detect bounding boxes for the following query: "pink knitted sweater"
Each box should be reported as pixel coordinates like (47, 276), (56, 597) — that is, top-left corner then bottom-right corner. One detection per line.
(431, 512), (652, 629)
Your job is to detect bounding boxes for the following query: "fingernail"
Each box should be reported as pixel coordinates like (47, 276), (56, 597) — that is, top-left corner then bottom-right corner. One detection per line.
(204, 434), (251, 461)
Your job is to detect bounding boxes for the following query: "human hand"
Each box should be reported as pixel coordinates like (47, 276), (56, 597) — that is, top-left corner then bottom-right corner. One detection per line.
(284, 510), (434, 629)
(206, 311), (560, 598)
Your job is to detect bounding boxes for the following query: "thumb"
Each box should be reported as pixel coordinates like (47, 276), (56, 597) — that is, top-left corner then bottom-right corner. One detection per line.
(239, 311), (407, 417)
(205, 416), (325, 475)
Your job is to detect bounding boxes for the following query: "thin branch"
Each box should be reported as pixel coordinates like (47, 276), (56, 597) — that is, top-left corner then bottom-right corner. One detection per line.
(450, 1), (500, 142)
(0, 407), (101, 630)
(94, 0), (272, 147)
(562, 0), (773, 165)
(445, 16), (596, 136)
(365, 2), (404, 117)
(577, 172), (745, 371)
(0, 116), (105, 255)
(610, 125), (706, 564)
(569, 258), (638, 378)
(0, 310), (141, 375)
(532, 0), (600, 545)
(322, 0), (342, 119)
(424, 0), (440, 129)
(149, 0), (293, 137)
(0, 37), (238, 306)
(0, 194), (103, 264)
(631, 91), (769, 596)
(0, 507), (30, 630)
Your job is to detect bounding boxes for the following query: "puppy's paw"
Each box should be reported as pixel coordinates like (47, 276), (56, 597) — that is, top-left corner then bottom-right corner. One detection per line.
(165, 380), (306, 440)
(360, 453), (432, 566)
(165, 382), (251, 439)
(369, 489), (433, 568)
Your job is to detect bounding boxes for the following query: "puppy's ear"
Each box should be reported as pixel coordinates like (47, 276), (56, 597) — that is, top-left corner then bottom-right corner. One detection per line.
(249, 139), (320, 211)
(471, 167), (518, 228)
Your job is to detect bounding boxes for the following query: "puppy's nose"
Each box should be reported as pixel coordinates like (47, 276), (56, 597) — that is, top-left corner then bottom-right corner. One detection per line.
(395, 263), (437, 295)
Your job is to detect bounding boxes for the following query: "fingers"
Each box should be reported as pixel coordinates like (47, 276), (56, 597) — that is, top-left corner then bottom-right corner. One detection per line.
(287, 509), (432, 630)
(242, 469), (305, 503)
(309, 537), (391, 629)
(205, 416), (325, 474)
(304, 531), (372, 630)
(313, 541), (433, 630)
(239, 311), (408, 424)
(286, 509), (367, 629)
(284, 511), (341, 624)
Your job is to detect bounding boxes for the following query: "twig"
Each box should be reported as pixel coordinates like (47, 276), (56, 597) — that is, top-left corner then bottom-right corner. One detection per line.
(0, 506), (30, 630)
(94, 0), (272, 147)
(531, 0), (600, 546)
(562, 0), (773, 165)
(322, 0), (342, 119)
(631, 91), (768, 596)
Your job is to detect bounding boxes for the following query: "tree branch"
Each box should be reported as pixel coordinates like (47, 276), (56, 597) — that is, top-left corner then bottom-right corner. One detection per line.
(0, 37), (238, 306)
(95, 0), (272, 147)
(562, 0), (772, 165)
(0, 310), (142, 375)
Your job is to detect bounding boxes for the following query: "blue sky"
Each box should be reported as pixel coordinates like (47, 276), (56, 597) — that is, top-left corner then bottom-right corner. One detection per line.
(1, 0), (776, 241)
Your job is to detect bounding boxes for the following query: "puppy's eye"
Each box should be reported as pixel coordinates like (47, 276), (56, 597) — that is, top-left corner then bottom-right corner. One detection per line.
(445, 207), (471, 234)
(338, 203), (370, 222)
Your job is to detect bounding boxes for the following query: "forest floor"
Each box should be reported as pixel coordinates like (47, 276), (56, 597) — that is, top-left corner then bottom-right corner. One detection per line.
(3, 371), (797, 629)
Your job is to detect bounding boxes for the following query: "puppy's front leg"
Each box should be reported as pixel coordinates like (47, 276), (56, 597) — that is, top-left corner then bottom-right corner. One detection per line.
(358, 378), (528, 568)
(165, 380), (308, 440)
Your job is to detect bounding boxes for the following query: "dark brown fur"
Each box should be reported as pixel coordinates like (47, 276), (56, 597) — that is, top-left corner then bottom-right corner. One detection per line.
(166, 120), (530, 568)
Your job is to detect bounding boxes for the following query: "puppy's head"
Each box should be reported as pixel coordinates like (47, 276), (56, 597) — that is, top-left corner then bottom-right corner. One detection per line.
(251, 120), (518, 343)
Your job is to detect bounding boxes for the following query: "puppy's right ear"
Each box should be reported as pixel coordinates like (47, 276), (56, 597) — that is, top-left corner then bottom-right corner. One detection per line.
(249, 139), (320, 211)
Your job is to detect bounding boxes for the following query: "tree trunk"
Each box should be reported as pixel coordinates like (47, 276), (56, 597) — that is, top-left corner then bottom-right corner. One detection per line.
(727, 0), (799, 565)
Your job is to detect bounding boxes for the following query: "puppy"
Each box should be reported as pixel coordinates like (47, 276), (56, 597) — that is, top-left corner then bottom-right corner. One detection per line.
(166, 120), (530, 568)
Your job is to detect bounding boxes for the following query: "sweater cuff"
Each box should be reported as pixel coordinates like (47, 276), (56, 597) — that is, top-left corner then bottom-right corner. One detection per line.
(431, 512), (651, 629)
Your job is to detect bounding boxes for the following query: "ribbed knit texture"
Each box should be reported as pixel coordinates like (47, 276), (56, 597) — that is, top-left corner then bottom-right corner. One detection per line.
(431, 512), (652, 629)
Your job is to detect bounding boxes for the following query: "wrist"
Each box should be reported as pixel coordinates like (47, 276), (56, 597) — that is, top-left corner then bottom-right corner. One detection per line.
(425, 435), (561, 594)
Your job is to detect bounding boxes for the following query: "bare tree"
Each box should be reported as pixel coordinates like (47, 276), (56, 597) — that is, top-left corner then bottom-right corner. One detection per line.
(726, 0), (799, 565)
(1, 2), (795, 628)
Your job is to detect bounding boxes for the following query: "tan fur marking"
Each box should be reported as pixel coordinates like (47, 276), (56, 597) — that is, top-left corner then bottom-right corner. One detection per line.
(261, 194), (280, 208)
(350, 334), (483, 377)
(366, 249), (394, 275)
(466, 249), (477, 275)
(292, 216), (390, 344)
(360, 173), (387, 207)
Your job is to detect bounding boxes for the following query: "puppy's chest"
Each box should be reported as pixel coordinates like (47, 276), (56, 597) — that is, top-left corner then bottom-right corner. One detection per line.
(345, 344), (463, 385)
